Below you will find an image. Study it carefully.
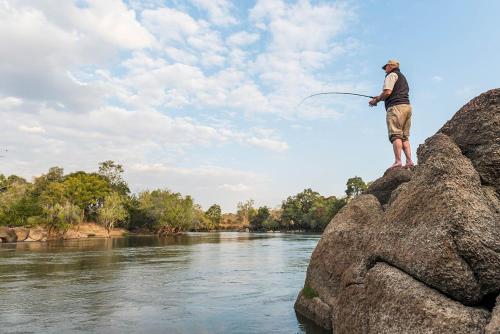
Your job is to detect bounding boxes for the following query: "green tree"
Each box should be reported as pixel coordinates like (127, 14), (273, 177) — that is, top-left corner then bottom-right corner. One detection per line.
(237, 200), (255, 226)
(192, 204), (212, 231)
(43, 202), (82, 234)
(345, 176), (368, 198)
(98, 192), (128, 235)
(98, 160), (130, 195)
(250, 206), (270, 231)
(63, 172), (111, 221)
(138, 190), (194, 235)
(205, 204), (222, 228)
(32, 167), (64, 198)
(281, 188), (321, 230)
(0, 180), (36, 226)
(127, 194), (155, 230)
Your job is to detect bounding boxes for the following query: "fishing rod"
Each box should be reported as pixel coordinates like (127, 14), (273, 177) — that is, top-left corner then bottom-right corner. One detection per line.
(297, 92), (375, 107)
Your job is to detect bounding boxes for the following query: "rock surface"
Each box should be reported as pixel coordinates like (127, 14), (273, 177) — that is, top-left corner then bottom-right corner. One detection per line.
(1, 223), (127, 242)
(295, 89), (500, 333)
(365, 168), (412, 205)
(439, 88), (500, 195)
(0, 227), (18, 243)
(294, 292), (332, 330)
(14, 227), (30, 241)
(486, 296), (500, 334)
(336, 263), (490, 334)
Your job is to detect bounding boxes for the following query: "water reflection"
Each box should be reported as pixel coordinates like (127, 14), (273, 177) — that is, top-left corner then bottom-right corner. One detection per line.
(0, 233), (329, 334)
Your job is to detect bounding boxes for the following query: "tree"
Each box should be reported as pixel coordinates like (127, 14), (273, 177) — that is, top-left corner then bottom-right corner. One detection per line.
(138, 190), (194, 235)
(237, 200), (255, 226)
(39, 182), (67, 207)
(205, 204), (222, 228)
(345, 176), (368, 198)
(98, 192), (128, 236)
(63, 172), (111, 221)
(192, 204), (212, 231)
(250, 206), (270, 231)
(43, 202), (82, 234)
(32, 167), (65, 197)
(281, 188), (321, 230)
(0, 180), (36, 226)
(98, 160), (130, 195)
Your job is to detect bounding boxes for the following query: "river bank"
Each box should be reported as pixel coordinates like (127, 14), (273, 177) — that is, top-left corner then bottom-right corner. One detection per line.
(0, 223), (127, 243)
(0, 224), (315, 243)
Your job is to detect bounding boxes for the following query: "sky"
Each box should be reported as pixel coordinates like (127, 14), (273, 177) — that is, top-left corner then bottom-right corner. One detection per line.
(0, 0), (499, 212)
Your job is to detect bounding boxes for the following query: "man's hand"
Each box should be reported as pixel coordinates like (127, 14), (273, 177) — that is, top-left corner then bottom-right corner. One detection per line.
(369, 97), (378, 107)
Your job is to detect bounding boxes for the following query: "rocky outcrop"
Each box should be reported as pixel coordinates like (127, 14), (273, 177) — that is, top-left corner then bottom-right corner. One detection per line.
(486, 296), (500, 334)
(0, 223), (127, 242)
(0, 226), (18, 243)
(25, 227), (49, 241)
(365, 168), (412, 206)
(439, 89), (500, 195)
(294, 292), (332, 330)
(336, 263), (490, 334)
(295, 89), (500, 333)
(14, 227), (30, 241)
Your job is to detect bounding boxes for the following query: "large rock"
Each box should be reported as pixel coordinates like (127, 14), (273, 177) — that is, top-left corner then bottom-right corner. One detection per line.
(63, 229), (88, 240)
(0, 227), (18, 243)
(14, 227), (30, 241)
(439, 88), (500, 195)
(295, 89), (500, 333)
(486, 296), (500, 334)
(294, 292), (332, 330)
(76, 222), (110, 237)
(335, 263), (490, 334)
(378, 133), (500, 304)
(365, 168), (413, 205)
(25, 227), (48, 242)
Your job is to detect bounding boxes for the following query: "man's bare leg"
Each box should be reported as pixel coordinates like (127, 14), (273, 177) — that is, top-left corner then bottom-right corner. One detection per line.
(403, 140), (414, 167)
(390, 138), (403, 168)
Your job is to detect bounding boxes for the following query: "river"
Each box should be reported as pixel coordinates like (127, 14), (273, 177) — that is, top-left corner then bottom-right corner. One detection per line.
(0, 232), (329, 334)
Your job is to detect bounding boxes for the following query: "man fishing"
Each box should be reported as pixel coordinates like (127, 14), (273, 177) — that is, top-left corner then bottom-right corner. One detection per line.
(369, 60), (414, 169)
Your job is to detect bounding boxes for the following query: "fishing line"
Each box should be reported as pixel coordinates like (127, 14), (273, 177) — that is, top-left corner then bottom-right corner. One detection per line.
(297, 92), (375, 107)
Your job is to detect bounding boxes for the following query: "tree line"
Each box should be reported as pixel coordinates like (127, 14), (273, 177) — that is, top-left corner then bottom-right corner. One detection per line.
(0, 161), (367, 234)
(235, 175), (367, 232)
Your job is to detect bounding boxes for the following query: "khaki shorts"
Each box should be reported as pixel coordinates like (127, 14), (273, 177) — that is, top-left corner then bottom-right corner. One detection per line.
(386, 104), (412, 143)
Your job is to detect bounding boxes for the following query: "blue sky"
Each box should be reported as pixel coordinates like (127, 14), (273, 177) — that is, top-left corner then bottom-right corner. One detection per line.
(0, 0), (499, 211)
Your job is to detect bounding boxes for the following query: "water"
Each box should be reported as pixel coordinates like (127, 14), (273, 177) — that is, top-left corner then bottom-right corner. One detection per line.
(0, 232), (329, 334)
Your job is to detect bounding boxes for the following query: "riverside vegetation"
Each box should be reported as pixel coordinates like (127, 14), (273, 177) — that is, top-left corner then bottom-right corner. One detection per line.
(0, 159), (368, 239)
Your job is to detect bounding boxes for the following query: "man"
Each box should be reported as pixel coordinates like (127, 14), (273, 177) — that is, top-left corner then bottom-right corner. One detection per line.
(369, 59), (414, 169)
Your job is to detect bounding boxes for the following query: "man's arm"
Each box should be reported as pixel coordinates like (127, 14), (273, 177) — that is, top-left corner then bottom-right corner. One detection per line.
(369, 72), (398, 106)
(369, 89), (392, 106)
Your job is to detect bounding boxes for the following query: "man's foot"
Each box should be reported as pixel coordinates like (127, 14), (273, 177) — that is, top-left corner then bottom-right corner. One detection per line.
(387, 162), (402, 170)
(404, 162), (415, 169)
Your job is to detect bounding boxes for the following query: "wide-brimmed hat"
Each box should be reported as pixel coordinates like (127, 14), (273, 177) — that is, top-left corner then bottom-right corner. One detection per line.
(382, 59), (400, 70)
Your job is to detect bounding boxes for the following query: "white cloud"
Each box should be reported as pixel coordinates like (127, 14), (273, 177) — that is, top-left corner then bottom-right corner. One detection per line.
(219, 183), (250, 192)
(188, 0), (237, 26)
(246, 137), (289, 153)
(432, 75), (444, 82)
(141, 7), (200, 44)
(0, 96), (23, 109)
(132, 164), (258, 179)
(18, 125), (45, 134)
(0, 1), (154, 112)
(227, 31), (260, 47)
